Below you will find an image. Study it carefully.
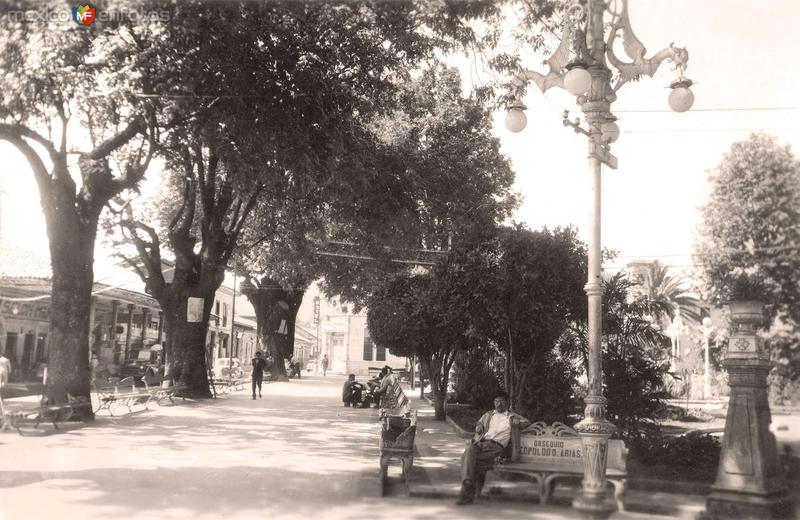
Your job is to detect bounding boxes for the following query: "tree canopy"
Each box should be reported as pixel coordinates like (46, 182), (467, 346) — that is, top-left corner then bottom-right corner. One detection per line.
(695, 133), (800, 322)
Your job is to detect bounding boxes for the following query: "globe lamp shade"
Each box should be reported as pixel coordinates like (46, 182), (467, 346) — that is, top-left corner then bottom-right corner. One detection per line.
(564, 66), (591, 96)
(668, 86), (694, 113)
(505, 107), (528, 133)
(600, 121), (620, 143)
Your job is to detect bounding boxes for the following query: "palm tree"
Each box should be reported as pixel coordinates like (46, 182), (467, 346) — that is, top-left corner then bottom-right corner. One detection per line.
(633, 260), (704, 327)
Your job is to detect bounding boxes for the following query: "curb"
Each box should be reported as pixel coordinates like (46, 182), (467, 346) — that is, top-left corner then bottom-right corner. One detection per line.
(629, 477), (712, 496)
(445, 415), (473, 439)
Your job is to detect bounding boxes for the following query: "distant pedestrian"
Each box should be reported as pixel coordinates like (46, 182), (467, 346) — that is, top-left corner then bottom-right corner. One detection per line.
(321, 354), (329, 376)
(0, 352), (10, 387)
(251, 351), (267, 400)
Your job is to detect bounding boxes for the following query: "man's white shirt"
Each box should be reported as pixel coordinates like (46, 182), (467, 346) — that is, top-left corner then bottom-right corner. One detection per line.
(484, 411), (511, 447)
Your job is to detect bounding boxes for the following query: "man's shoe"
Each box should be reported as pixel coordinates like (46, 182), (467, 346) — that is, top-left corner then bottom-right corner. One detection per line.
(455, 480), (474, 505)
(455, 494), (474, 506)
(252, 396), (256, 400)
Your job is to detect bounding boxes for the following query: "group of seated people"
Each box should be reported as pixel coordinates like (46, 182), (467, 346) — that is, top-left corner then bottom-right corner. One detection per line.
(341, 366), (396, 408)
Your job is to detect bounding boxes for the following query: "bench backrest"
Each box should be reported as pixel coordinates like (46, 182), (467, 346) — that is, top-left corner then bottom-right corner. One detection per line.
(513, 421), (626, 473)
(380, 378), (410, 415)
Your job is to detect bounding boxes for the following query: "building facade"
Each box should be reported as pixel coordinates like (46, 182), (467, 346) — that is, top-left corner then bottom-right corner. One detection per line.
(297, 282), (406, 376)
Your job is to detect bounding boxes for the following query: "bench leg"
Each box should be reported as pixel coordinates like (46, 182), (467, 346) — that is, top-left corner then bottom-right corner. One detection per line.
(379, 453), (391, 496)
(542, 474), (559, 505)
(400, 454), (413, 488)
(611, 478), (626, 512)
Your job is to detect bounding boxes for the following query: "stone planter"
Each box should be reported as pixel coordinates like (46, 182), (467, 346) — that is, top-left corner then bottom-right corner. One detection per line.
(706, 300), (794, 519)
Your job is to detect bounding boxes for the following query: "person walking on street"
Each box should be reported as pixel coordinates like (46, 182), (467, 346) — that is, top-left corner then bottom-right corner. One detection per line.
(251, 351), (267, 400)
(321, 354), (329, 376)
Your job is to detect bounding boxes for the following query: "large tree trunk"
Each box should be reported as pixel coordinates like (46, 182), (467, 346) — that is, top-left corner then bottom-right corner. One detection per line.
(45, 216), (96, 418)
(242, 276), (305, 381)
(420, 357), (447, 420)
(2, 119), (149, 417)
(158, 285), (215, 398)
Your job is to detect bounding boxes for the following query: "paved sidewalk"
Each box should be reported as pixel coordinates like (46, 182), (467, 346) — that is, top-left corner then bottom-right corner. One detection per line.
(0, 375), (768, 520)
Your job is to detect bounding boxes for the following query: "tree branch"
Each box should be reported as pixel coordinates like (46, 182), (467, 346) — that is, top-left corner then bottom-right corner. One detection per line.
(0, 123), (61, 169)
(89, 116), (146, 159)
(118, 214), (166, 298)
(108, 120), (156, 193)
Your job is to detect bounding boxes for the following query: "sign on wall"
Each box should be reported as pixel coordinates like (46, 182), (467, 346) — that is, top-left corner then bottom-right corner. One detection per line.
(187, 297), (204, 323)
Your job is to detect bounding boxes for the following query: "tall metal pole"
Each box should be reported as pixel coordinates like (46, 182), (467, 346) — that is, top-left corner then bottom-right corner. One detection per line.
(571, 2), (617, 517)
(701, 317), (712, 400)
(229, 257), (237, 378)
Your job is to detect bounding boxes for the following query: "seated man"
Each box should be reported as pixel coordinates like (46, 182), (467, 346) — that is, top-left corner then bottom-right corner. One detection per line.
(375, 366), (399, 409)
(456, 392), (529, 505)
(342, 374), (364, 407)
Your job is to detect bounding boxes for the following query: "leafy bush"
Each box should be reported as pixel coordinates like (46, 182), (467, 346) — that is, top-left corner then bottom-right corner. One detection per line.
(452, 345), (504, 410)
(604, 346), (670, 440)
(629, 431), (721, 482)
(515, 353), (579, 425)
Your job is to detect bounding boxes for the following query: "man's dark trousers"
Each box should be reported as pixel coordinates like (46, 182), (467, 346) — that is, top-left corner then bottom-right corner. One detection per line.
(461, 439), (505, 483)
(252, 377), (263, 398)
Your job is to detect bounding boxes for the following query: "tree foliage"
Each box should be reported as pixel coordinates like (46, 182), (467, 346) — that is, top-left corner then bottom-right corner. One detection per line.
(695, 133), (800, 321)
(367, 272), (471, 420)
(631, 260), (703, 327)
(559, 272), (672, 439)
(439, 225), (586, 416)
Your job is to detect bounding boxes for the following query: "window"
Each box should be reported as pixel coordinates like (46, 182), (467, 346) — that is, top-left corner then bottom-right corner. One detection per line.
(362, 331), (373, 361)
(376, 342), (386, 362)
(222, 302), (228, 327)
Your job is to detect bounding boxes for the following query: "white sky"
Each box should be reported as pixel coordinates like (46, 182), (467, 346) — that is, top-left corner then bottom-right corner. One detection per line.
(1, 0), (799, 280)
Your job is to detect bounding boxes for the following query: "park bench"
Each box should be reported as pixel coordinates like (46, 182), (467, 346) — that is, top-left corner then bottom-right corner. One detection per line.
(1, 394), (91, 433)
(213, 376), (247, 392)
(142, 376), (187, 405)
(486, 421), (627, 510)
(368, 366), (409, 383)
(378, 379), (416, 494)
(94, 376), (152, 415)
(378, 376), (410, 416)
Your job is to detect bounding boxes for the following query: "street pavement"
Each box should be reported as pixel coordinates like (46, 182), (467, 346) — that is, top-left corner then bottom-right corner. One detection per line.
(0, 374), (790, 520)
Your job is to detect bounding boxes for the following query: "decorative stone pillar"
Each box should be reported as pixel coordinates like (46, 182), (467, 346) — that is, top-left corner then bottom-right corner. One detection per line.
(706, 300), (793, 519)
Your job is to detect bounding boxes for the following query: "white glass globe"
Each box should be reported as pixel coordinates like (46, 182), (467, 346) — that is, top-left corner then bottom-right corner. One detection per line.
(505, 108), (527, 133)
(564, 67), (591, 96)
(600, 121), (620, 143)
(668, 86), (694, 113)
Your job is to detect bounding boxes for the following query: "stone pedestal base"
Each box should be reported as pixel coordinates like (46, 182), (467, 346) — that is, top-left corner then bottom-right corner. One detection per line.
(572, 494), (617, 520)
(705, 354), (794, 519)
(573, 395), (617, 520)
(706, 489), (794, 519)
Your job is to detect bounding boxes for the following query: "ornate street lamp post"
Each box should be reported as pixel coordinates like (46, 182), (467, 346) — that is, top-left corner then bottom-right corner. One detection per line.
(505, 1), (692, 517)
(700, 316), (713, 400)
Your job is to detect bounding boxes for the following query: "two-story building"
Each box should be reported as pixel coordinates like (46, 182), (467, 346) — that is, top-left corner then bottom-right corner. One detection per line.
(296, 282), (407, 376)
